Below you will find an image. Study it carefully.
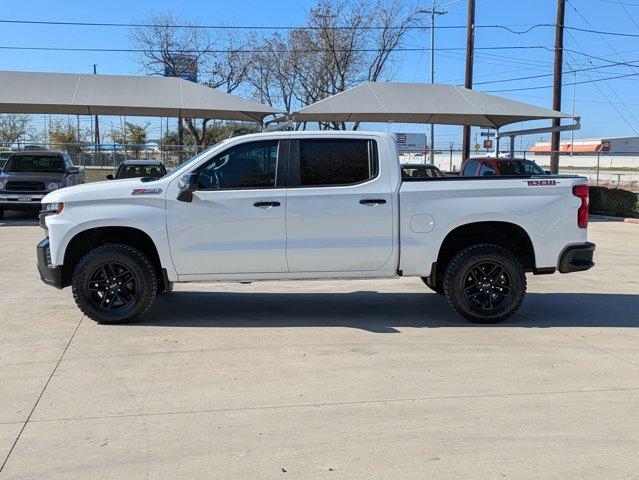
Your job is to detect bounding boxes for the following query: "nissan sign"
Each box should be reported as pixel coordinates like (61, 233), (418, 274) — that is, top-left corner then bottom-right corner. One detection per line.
(395, 133), (427, 153)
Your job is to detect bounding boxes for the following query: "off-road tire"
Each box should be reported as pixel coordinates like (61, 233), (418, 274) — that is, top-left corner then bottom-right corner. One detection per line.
(72, 244), (157, 324)
(0, 207), (4, 220)
(443, 244), (526, 324)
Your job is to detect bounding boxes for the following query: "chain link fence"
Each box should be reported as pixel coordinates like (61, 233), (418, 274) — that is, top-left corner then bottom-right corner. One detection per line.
(6, 143), (202, 182)
(6, 142), (639, 192)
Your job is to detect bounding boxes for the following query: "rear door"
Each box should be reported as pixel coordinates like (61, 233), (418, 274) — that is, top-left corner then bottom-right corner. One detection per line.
(285, 138), (394, 272)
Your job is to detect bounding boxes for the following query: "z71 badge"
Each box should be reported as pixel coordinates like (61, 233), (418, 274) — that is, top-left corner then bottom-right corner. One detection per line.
(131, 188), (163, 195)
(526, 180), (557, 187)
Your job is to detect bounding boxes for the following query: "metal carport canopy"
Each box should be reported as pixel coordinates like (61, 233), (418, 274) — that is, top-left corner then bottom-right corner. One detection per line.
(291, 82), (574, 128)
(0, 70), (281, 122)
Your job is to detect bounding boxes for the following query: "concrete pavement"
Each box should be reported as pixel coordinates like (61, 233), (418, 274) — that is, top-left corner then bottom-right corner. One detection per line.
(0, 212), (638, 479)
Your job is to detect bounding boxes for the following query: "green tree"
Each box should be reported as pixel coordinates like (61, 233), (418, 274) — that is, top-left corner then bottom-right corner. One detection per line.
(110, 122), (150, 157)
(161, 122), (259, 151)
(49, 119), (84, 146)
(0, 114), (35, 147)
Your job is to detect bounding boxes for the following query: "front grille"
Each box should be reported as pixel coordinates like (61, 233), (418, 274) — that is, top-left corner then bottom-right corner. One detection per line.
(45, 245), (52, 266)
(6, 181), (46, 191)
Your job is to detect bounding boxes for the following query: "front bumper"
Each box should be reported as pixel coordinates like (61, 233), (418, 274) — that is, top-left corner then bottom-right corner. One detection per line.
(559, 242), (596, 273)
(36, 238), (63, 289)
(0, 192), (48, 210)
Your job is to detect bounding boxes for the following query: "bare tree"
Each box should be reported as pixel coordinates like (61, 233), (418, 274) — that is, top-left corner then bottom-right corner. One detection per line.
(130, 13), (252, 148)
(184, 30), (252, 146)
(0, 114), (34, 147)
(248, 0), (416, 130)
(247, 33), (297, 113)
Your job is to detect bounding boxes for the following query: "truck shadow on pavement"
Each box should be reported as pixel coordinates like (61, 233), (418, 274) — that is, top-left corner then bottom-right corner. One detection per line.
(0, 211), (39, 226)
(139, 291), (639, 332)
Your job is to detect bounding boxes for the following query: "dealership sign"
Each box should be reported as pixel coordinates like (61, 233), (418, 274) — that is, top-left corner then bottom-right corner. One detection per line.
(395, 133), (427, 153)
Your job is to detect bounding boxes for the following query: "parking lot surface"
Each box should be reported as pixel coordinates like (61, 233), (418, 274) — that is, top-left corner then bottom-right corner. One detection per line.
(0, 213), (638, 479)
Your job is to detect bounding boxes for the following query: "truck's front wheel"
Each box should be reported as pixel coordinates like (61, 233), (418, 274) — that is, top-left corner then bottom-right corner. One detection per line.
(71, 244), (157, 324)
(443, 244), (526, 324)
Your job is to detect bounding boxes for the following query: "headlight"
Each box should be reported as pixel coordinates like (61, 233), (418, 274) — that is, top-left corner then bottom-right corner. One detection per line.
(42, 202), (64, 214)
(47, 182), (63, 191)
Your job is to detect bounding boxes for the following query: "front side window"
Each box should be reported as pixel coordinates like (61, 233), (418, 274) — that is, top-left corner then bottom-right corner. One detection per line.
(298, 139), (376, 187)
(196, 140), (278, 190)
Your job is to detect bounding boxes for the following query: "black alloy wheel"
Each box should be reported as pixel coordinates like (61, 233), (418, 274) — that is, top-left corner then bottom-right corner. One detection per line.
(443, 244), (526, 324)
(86, 261), (138, 313)
(461, 261), (512, 311)
(71, 244), (157, 324)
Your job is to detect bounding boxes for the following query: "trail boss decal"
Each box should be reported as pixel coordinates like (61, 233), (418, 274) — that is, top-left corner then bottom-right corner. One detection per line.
(526, 180), (557, 187)
(131, 188), (163, 195)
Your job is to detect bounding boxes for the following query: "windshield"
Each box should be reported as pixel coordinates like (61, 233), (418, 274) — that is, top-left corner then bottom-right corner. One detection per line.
(498, 160), (545, 175)
(3, 155), (65, 173)
(401, 165), (443, 179)
(117, 164), (166, 179)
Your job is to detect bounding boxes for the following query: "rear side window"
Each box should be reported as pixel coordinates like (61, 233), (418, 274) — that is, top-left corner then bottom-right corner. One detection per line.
(498, 161), (545, 175)
(479, 163), (496, 176)
(298, 139), (377, 187)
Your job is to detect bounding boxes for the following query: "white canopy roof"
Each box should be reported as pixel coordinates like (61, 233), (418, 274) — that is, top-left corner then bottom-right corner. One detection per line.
(292, 82), (574, 128)
(0, 70), (281, 122)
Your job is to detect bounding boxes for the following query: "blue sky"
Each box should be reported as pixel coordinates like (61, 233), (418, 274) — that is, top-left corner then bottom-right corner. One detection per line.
(1, 0), (638, 148)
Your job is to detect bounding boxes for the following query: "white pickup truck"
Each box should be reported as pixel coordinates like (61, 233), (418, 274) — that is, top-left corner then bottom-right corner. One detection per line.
(37, 131), (595, 324)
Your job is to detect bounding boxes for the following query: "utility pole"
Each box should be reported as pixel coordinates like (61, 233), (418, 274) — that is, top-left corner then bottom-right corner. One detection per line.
(570, 68), (576, 156)
(418, 1), (447, 164)
(462, 0), (476, 161)
(93, 64), (100, 148)
(550, 0), (565, 173)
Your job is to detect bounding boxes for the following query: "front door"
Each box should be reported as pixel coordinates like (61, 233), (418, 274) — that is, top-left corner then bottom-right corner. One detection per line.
(285, 138), (394, 272)
(166, 139), (288, 275)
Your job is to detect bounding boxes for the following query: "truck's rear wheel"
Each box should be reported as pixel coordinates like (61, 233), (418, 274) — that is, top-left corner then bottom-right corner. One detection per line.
(71, 244), (157, 324)
(443, 244), (526, 324)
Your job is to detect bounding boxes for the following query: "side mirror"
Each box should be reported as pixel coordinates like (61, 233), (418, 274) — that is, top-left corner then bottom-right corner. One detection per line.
(68, 166), (80, 174)
(482, 171), (495, 176)
(177, 173), (198, 202)
(106, 174), (114, 180)
(544, 170), (551, 175)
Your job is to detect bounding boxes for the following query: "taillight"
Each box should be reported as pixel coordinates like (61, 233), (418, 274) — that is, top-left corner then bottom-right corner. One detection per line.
(573, 184), (589, 228)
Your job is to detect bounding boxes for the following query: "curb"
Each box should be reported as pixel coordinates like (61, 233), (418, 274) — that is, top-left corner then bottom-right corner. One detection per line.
(590, 214), (639, 224)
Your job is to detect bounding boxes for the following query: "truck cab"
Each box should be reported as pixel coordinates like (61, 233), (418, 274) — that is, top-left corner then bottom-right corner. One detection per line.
(0, 151), (83, 218)
(460, 157), (547, 177)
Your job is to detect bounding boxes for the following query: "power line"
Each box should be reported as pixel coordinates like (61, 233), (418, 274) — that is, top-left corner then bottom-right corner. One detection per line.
(566, 0), (639, 131)
(473, 58), (639, 85)
(484, 71), (639, 92)
(598, 0), (639, 6)
(3, 17), (639, 38)
(0, 44), (557, 54)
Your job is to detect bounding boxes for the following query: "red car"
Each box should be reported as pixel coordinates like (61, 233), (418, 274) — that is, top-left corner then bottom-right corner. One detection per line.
(460, 157), (547, 177)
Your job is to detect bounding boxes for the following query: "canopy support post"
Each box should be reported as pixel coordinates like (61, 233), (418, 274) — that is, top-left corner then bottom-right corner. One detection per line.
(509, 136), (515, 159)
